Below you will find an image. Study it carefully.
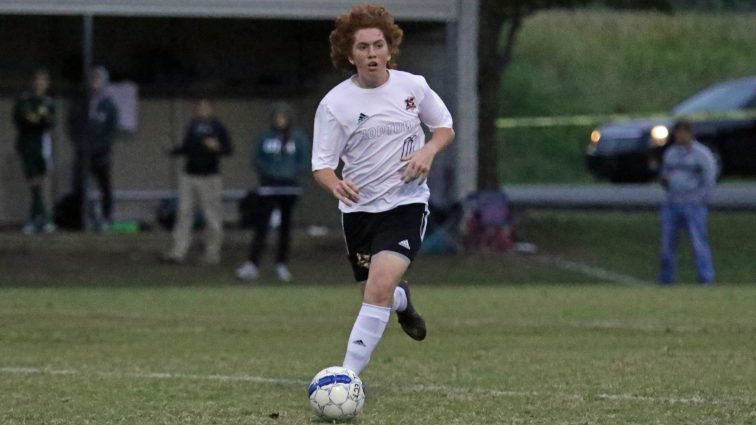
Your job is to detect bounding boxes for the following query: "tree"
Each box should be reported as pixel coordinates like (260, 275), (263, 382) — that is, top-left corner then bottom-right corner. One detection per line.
(476, 0), (671, 190)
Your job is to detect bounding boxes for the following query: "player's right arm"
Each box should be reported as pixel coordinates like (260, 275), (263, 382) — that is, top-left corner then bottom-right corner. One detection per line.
(312, 101), (359, 205)
(313, 168), (360, 206)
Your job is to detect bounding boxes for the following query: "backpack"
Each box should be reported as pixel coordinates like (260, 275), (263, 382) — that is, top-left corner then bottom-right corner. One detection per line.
(461, 190), (514, 252)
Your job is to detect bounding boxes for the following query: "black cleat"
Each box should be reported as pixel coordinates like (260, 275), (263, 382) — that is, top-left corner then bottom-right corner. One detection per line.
(396, 281), (426, 341)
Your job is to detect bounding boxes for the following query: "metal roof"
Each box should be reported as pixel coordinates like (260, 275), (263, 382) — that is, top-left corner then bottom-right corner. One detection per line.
(0, 0), (459, 21)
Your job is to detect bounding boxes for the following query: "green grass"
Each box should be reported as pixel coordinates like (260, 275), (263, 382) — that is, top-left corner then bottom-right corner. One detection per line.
(1, 211), (756, 423)
(500, 10), (756, 183)
(2, 210), (755, 286)
(516, 210), (756, 284)
(2, 285), (756, 424)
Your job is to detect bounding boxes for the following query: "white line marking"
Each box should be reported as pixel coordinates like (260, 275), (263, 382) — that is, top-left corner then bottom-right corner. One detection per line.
(535, 255), (647, 285)
(0, 366), (305, 385)
(3, 366), (747, 405)
(597, 393), (712, 404)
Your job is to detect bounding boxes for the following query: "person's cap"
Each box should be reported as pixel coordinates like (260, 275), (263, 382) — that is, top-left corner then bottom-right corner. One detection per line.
(271, 101), (292, 116)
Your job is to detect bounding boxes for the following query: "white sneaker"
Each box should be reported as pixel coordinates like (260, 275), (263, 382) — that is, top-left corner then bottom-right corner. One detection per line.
(22, 223), (37, 235)
(41, 222), (57, 234)
(275, 263), (292, 282)
(236, 261), (259, 280)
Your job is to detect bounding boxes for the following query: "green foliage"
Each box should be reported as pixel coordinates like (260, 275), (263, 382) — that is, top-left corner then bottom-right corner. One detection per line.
(499, 10), (756, 183)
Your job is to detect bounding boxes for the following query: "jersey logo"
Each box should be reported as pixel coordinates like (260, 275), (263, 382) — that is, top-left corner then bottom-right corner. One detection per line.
(400, 135), (416, 160)
(404, 96), (416, 111)
(398, 239), (411, 250)
(357, 113), (369, 124)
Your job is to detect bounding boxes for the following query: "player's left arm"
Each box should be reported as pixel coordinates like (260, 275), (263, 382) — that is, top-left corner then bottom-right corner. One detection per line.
(401, 127), (454, 183)
(402, 84), (455, 183)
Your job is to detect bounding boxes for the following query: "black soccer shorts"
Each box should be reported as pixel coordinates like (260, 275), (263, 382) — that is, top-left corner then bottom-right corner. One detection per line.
(341, 203), (429, 282)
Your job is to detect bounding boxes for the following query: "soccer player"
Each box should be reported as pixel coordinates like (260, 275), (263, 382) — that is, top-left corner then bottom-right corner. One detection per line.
(13, 69), (56, 234)
(312, 4), (455, 375)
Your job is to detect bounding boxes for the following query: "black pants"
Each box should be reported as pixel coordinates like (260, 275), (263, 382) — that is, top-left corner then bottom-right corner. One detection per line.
(72, 151), (113, 221)
(248, 194), (299, 265)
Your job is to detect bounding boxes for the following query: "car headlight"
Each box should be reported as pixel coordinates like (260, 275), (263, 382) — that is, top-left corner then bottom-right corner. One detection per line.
(650, 125), (669, 146)
(588, 129), (601, 152)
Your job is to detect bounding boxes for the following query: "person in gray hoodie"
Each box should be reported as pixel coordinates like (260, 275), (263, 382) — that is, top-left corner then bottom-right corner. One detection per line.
(658, 119), (717, 285)
(67, 66), (119, 229)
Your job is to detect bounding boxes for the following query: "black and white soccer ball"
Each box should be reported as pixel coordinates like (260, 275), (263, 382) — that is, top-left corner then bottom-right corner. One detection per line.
(307, 366), (365, 421)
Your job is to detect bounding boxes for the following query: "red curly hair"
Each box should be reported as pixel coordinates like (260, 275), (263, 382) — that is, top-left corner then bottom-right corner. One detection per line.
(329, 4), (404, 73)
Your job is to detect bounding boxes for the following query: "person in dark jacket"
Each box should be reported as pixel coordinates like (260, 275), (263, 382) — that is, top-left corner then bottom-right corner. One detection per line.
(163, 99), (233, 265)
(13, 69), (56, 234)
(236, 102), (310, 281)
(67, 66), (120, 229)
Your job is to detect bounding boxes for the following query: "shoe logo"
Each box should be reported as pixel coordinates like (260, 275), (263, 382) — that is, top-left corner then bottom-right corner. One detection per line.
(352, 339), (366, 347)
(398, 239), (411, 250)
(357, 113), (369, 124)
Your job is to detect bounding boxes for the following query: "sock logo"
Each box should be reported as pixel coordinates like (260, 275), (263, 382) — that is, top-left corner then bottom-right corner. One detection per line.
(351, 339), (367, 347)
(398, 239), (411, 250)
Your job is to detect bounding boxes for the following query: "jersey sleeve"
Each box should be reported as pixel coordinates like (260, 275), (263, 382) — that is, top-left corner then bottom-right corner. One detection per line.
(312, 101), (347, 172)
(417, 78), (453, 130)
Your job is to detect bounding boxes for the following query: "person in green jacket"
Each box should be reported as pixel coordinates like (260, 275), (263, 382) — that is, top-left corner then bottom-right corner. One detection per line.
(13, 69), (56, 234)
(236, 102), (310, 282)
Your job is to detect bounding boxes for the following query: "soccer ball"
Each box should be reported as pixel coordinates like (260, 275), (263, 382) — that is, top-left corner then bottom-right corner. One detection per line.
(307, 366), (365, 421)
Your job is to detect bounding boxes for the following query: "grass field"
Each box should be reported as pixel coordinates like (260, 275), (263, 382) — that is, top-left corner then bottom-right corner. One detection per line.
(3, 285), (756, 424)
(2, 211), (756, 423)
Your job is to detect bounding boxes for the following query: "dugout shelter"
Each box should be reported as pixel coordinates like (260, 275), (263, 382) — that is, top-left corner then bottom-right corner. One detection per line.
(0, 0), (479, 227)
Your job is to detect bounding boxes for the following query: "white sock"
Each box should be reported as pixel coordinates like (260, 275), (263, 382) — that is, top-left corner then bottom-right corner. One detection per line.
(391, 286), (407, 312)
(342, 303), (391, 375)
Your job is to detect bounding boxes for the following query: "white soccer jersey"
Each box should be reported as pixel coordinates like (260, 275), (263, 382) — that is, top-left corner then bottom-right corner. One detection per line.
(312, 70), (453, 213)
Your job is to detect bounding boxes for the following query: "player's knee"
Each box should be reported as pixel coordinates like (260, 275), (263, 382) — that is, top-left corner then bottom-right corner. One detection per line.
(363, 278), (395, 306)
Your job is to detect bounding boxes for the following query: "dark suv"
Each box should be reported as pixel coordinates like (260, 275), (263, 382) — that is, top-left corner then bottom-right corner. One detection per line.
(586, 76), (756, 182)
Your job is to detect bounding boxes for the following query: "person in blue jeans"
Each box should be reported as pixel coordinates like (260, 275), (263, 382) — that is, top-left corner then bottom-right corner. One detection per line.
(658, 120), (717, 285)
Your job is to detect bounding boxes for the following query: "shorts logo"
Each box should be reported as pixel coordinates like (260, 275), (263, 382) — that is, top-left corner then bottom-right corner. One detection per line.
(398, 239), (411, 250)
(356, 252), (371, 269)
(404, 96), (416, 111)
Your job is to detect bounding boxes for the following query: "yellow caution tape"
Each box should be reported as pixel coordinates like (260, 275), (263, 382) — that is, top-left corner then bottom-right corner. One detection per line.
(495, 108), (756, 129)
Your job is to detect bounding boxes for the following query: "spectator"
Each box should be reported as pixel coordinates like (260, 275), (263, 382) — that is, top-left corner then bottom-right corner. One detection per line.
(67, 66), (120, 230)
(162, 99), (233, 265)
(658, 119), (717, 285)
(236, 102), (310, 282)
(13, 69), (56, 234)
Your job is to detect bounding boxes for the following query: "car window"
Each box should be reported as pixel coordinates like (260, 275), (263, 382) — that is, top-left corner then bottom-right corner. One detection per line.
(673, 80), (756, 114)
